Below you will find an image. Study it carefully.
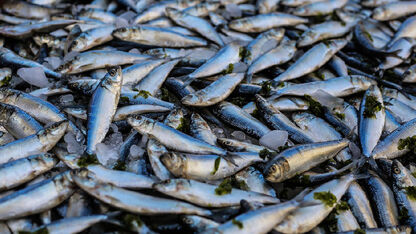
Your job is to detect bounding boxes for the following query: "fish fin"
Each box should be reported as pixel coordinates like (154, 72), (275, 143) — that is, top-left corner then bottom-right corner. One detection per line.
(223, 152), (240, 167)
(180, 75), (195, 87)
(293, 188), (313, 202)
(246, 72), (253, 84)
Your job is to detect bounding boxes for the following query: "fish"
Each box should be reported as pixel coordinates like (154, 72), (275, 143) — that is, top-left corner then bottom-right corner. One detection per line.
(272, 38), (348, 83)
(72, 168), (211, 216)
(153, 178), (279, 207)
(359, 85), (385, 157)
(128, 115), (226, 155)
(86, 67), (122, 154)
(264, 139), (349, 182)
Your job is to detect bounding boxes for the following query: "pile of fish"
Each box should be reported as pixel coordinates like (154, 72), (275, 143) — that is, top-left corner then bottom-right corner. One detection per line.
(0, 0), (416, 233)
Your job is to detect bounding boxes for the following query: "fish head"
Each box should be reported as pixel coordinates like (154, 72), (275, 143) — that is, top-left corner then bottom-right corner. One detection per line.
(165, 7), (180, 18)
(127, 116), (154, 134)
(160, 152), (185, 176)
(68, 36), (88, 53)
(112, 27), (136, 40)
(264, 157), (289, 182)
(38, 153), (59, 167)
(38, 120), (69, 144)
(181, 94), (200, 106)
(56, 60), (73, 74)
(102, 66), (122, 87)
(392, 160), (414, 188)
(71, 168), (98, 188)
(372, 6), (387, 21)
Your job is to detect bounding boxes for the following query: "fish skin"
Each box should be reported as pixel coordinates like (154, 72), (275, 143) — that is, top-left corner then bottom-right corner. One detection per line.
(272, 38), (348, 83)
(112, 25), (208, 48)
(228, 13), (307, 33)
(255, 95), (315, 143)
(0, 153), (57, 191)
(165, 8), (224, 46)
(160, 151), (266, 181)
(0, 170), (74, 220)
(182, 73), (245, 106)
(86, 67), (122, 154)
(72, 169), (211, 216)
(365, 171), (400, 227)
(359, 85), (385, 157)
(213, 101), (271, 138)
(57, 50), (150, 74)
(128, 115), (226, 155)
(0, 103), (43, 139)
(345, 182), (378, 228)
(0, 121), (68, 164)
(273, 174), (358, 233)
(264, 139), (349, 183)
(0, 47), (61, 78)
(153, 178), (279, 207)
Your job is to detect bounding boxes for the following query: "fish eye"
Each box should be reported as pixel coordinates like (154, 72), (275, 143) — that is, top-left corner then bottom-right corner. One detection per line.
(72, 41), (77, 46)
(120, 28), (127, 32)
(393, 167), (401, 174)
(109, 68), (117, 76)
(183, 217), (193, 224)
(57, 65), (64, 71)
(270, 165), (277, 173)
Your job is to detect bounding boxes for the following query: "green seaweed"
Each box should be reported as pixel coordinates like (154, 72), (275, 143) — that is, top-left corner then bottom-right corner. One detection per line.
(77, 153), (99, 167)
(0, 76), (11, 87)
(120, 96), (130, 103)
(239, 47), (251, 61)
(398, 135), (416, 154)
(232, 219), (243, 229)
(304, 95), (325, 118)
(176, 117), (190, 133)
(363, 30), (373, 42)
(334, 112), (345, 120)
(123, 214), (143, 230)
(113, 160), (127, 171)
(233, 178), (249, 191)
(314, 191), (337, 207)
(404, 186), (416, 201)
(133, 90), (151, 99)
(363, 95), (382, 119)
(363, 95), (383, 119)
(354, 229), (366, 234)
(399, 207), (410, 223)
(260, 81), (273, 96)
(215, 178), (233, 195)
(211, 156), (221, 175)
(259, 148), (277, 160)
(222, 63), (234, 75)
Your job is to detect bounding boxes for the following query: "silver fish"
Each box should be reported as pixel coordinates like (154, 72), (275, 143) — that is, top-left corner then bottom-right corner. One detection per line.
(72, 168), (211, 216)
(57, 50), (150, 74)
(86, 67), (122, 154)
(273, 38), (348, 83)
(112, 26), (207, 48)
(264, 139), (349, 182)
(161, 151), (265, 181)
(0, 170), (74, 220)
(372, 118), (416, 159)
(359, 85), (385, 157)
(229, 13), (308, 33)
(213, 101), (271, 138)
(165, 8), (224, 46)
(0, 153), (57, 191)
(134, 59), (180, 95)
(0, 103), (43, 139)
(0, 121), (67, 164)
(128, 115), (226, 155)
(182, 73), (244, 106)
(153, 178), (279, 207)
